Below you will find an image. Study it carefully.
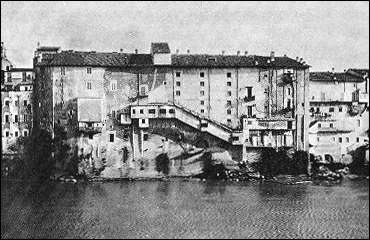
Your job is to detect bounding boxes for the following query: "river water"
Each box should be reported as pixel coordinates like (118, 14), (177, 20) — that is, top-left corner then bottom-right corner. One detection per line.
(1, 179), (369, 239)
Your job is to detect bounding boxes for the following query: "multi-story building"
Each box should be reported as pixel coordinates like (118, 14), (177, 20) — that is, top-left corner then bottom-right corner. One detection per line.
(1, 42), (34, 153)
(309, 69), (369, 163)
(33, 42), (309, 175)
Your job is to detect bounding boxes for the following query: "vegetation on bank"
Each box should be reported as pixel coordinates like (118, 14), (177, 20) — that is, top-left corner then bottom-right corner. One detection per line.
(250, 149), (309, 178)
(2, 129), (55, 181)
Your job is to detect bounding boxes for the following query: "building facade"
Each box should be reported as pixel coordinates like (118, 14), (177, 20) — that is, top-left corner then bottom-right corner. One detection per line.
(33, 43), (309, 176)
(1, 43), (34, 153)
(308, 69), (369, 163)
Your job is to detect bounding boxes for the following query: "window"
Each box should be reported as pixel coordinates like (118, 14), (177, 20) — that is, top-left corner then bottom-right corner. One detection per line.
(176, 91), (181, 96)
(227, 91), (232, 97)
(5, 114), (9, 123)
(227, 109), (231, 115)
(169, 109), (175, 114)
(87, 81), (92, 90)
(318, 123), (321, 128)
(227, 72), (232, 78)
(316, 107), (320, 113)
(339, 137), (342, 143)
(227, 100), (231, 106)
(176, 81), (181, 87)
(148, 109), (156, 114)
(200, 100), (205, 105)
(310, 107), (314, 112)
(89, 134), (93, 139)
(5, 100), (9, 107)
(329, 123), (333, 128)
(23, 115), (27, 122)
(176, 72), (181, 77)
(109, 134), (114, 142)
(227, 119), (232, 125)
(61, 67), (65, 75)
(356, 137), (360, 142)
(287, 121), (293, 129)
(15, 131), (18, 137)
(200, 90), (205, 96)
(132, 109), (136, 114)
(140, 109), (144, 114)
(141, 119), (146, 124)
(227, 81), (231, 87)
(200, 109), (205, 113)
(163, 81), (167, 85)
(87, 68), (92, 74)
(346, 137), (350, 143)
(339, 107), (343, 112)
(200, 72), (205, 78)
(23, 100), (27, 107)
(5, 130), (9, 137)
(357, 120), (361, 127)
(329, 107), (334, 112)
(317, 137), (320, 142)
(159, 109), (166, 114)
(200, 81), (205, 87)
(22, 72), (26, 82)
(14, 115), (18, 123)
(287, 87), (291, 95)
(246, 87), (253, 97)
(110, 80), (117, 91)
(143, 133), (149, 141)
(247, 106), (253, 117)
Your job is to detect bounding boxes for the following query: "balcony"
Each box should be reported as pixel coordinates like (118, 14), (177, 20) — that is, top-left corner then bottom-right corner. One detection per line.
(243, 95), (255, 103)
(311, 112), (332, 120)
(78, 122), (102, 133)
(281, 73), (294, 84)
(243, 117), (295, 130)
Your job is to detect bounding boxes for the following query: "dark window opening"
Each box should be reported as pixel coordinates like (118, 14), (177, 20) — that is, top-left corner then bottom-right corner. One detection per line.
(227, 81), (231, 86)
(200, 72), (205, 78)
(247, 106), (253, 117)
(200, 122), (208, 128)
(227, 100), (231, 106)
(201, 109), (205, 113)
(169, 109), (175, 114)
(149, 109), (156, 114)
(15, 115), (18, 123)
(89, 134), (93, 139)
(176, 91), (181, 96)
(357, 137), (360, 142)
(15, 131), (18, 137)
(176, 72), (181, 77)
(227, 72), (232, 78)
(5, 131), (9, 137)
(227, 91), (232, 96)
(176, 81), (181, 86)
(5, 115), (9, 123)
(87, 68), (91, 74)
(132, 109), (136, 114)
(141, 119), (146, 124)
(287, 121), (293, 129)
(159, 109), (166, 114)
(143, 133), (149, 141)
(318, 123), (321, 128)
(246, 87), (253, 97)
(339, 137), (342, 143)
(200, 100), (205, 105)
(227, 109), (231, 115)
(200, 81), (205, 86)
(110, 134), (114, 142)
(232, 136), (239, 141)
(5, 100), (9, 106)
(329, 123), (333, 128)
(23, 100), (27, 107)
(200, 91), (205, 96)
(339, 107), (343, 112)
(87, 122), (93, 127)
(140, 109), (144, 114)
(329, 107), (335, 112)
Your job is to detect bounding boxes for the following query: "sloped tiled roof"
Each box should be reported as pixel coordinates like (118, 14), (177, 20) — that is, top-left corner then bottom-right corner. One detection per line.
(310, 71), (365, 82)
(151, 42), (170, 54)
(36, 50), (308, 69)
(171, 54), (308, 68)
(347, 68), (369, 77)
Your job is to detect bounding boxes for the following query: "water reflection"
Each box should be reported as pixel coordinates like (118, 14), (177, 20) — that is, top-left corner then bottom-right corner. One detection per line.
(1, 179), (369, 239)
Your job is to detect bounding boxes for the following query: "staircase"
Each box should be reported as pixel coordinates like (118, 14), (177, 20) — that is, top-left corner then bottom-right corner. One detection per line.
(129, 103), (241, 144)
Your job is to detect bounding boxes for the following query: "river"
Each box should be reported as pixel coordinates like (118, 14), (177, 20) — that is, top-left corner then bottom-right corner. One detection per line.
(1, 179), (369, 239)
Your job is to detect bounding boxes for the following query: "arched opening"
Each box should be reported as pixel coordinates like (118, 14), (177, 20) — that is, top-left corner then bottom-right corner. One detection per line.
(324, 154), (334, 164)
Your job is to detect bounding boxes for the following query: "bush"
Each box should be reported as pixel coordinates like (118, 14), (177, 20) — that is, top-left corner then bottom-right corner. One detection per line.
(349, 145), (369, 175)
(5, 129), (55, 181)
(198, 152), (227, 180)
(250, 148), (309, 178)
(155, 153), (170, 175)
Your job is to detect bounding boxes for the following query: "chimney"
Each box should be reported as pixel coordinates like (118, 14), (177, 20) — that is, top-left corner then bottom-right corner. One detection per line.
(187, 49), (190, 54)
(37, 42), (40, 48)
(221, 50), (225, 55)
(270, 51), (275, 62)
(120, 48), (123, 53)
(176, 49), (179, 54)
(244, 51), (248, 56)
(135, 49), (138, 54)
(283, 54), (287, 57)
(237, 50), (240, 56)
(331, 67), (335, 73)
(299, 57), (303, 63)
(296, 56), (299, 61)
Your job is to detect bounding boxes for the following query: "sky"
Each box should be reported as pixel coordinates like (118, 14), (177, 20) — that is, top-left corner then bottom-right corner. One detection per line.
(1, 1), (369, 71)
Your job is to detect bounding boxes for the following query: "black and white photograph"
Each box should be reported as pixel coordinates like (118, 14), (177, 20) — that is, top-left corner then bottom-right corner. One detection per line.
(1, 1), (369, 239)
